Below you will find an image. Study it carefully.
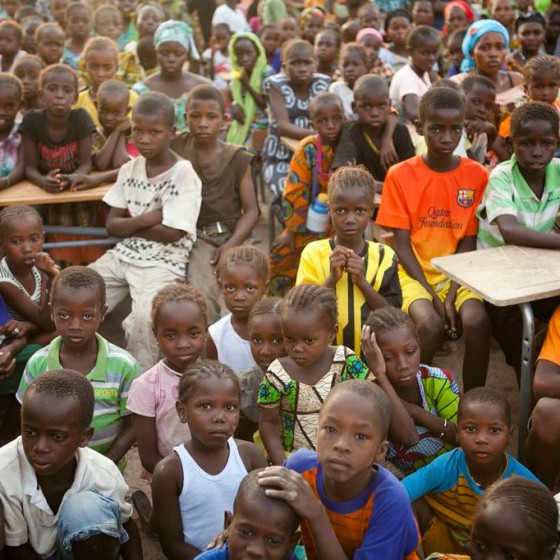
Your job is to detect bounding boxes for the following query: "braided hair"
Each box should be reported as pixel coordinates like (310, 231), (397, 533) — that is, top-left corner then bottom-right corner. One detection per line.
(178, 359), (240, 403)
(281, 284), (337, 330)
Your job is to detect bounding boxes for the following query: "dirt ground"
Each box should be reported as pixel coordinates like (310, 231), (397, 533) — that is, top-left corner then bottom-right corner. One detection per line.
(99, 201), (521, 559)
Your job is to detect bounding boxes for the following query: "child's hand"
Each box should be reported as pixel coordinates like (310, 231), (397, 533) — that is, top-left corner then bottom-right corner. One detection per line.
(35, 252), (60, 277)
(0, 348), (16, 381)
(257, 466), (321, 520)
(117, 118), (132, 133)
(465, 120), (495, 140)
(0, 320), (31, 339)
(210, 240), (236, 268)
(42, 169), (64, 193)
(271, 230), (295, 251)
(431, 296), (446, 322)
(68, 174), (100, 191)
(380, 137), (398, 172)
(328, 245), (347, 284)
(230, 102), (246, 124)
(443, 292), (461, 340)
(361, 325), (387, 377)
(346, 251), (366, 285)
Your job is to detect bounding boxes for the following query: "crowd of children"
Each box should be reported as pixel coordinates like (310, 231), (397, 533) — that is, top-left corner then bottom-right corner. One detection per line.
(1, 0), (560, 558)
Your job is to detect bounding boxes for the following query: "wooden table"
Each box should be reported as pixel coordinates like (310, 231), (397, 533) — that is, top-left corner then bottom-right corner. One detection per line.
(0, 179), (116, 248)
(432, 246), (560, 460)
(0, 180), (111, 206)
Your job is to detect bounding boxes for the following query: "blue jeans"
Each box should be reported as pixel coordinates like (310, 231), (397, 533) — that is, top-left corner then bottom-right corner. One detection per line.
(49, 490), (129, 560)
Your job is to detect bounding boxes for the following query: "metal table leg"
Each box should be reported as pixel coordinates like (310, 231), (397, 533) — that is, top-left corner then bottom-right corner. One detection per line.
(518, 302), (535, 463)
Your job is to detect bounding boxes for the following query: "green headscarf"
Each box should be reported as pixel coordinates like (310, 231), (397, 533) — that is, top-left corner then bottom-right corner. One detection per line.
(227, 32), (268, 146)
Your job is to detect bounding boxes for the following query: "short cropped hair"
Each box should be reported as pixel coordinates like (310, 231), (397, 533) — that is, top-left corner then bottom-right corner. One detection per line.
(384, 8), (412, 33)
(340, 42), (368, 66)
(353, 74), (389, 99)
(25, 369), (95, 430)
(462, 74), (496, 94)
(186, 84), (226, 114)
(39, 63), (78, 91)
(323, 379), (392, 439)
(0, 20), (23, 43)
(51, 266), (106, 309)
(310, 92), (344, 118)
(133, 91), (175, 127)
(234, 469), (301, 534)
(97, 78), (130, 102)
(0, 72), (23, 103)
(418, 85), (464, 122)
(458, 387), (511, 426)
(510, 101), (559, 139)
(407, 24), (440, 49)
(35, 22), (64, 43)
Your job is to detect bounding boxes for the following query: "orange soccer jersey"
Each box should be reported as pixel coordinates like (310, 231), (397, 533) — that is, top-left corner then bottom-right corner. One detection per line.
(376, 155), (489, 285)
(538, 305), (560, 366)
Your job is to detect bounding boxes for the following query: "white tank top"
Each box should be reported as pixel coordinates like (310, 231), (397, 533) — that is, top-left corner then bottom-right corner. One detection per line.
(208, 314), (256, 372)
(174, 438), (248, 551)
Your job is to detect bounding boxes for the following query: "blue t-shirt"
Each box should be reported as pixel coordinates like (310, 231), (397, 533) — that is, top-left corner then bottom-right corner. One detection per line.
(195, 544), (299, 560)
(286, 449), (421, 560)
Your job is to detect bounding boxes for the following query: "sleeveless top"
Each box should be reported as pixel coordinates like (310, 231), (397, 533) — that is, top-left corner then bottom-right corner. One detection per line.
(174, 439), (248, 551)
(208, 314), (255, 372)
(0, 257), (42, 321)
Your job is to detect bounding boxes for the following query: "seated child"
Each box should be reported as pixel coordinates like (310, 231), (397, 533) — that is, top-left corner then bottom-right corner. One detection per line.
(13, 54), (45, 117)
(0, 21), (26, 73)
(90, 92), (202, 371)
(402, 388), (540, 557)
(17, 266), (140, 471)
(328, 42), (368, 119)
(227, 32), (274, 148)
(527, 305), (560, 489)
(498, 55), (560, 153)
(376, 86), (491, 392)
(0, 369), (142, 559)
(462, 75), (497, 164)
(202, 23), (232, 92)
(34, 22), (65, 66)
(76, 36), (138, 128)
(88, 79), (138, 188)
(258, 284), (377, 465)
(269, 92), (345, 297)
(195, 469), (301, 560)
(380, 9), (412, 73)
(297, 166), (402, 356)
(206, 247), (268, 372)
(151, 360), (266, 558)
(506, 12), (546, 73)
(61, 1), (92, 69)
(389, 25), (440, 125)
(445, 29), (466, 78)
(260, 23), (282, 73)
(477, 103), (560, 374)
(172, 85), (258, 323)
(334, 75), (415, 182)
(236, 297), (286, 441)
(365, 307), (459, 476)
(356, 28), (395, 82)
(126, 283), (207, 475)
(314, 29), (339, 78)
(258, 379), (422, 559)
(0, 74), (24, 188)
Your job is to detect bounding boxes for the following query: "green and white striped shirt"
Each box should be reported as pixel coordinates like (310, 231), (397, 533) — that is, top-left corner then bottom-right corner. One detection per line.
(17, 334), (140, 466)
(477, 155), (560, 249)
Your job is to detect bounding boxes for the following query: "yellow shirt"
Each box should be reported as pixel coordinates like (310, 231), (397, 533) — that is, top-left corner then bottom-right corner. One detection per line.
(74, 88), (138, 128)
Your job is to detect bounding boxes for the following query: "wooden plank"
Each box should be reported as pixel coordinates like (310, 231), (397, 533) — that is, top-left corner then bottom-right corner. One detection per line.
(432, 246), (560, 306)
(0, 180), (112, 206)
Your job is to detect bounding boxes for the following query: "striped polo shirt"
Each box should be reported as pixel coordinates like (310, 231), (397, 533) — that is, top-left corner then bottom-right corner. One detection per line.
(17, 334), (140, 462)
(477, 156), (560, 249)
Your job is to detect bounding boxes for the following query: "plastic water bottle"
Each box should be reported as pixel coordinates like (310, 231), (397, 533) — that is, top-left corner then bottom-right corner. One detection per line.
(306, 193), (330, 234)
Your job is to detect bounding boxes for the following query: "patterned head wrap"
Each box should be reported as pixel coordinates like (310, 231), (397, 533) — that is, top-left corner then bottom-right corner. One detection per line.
(154, 20), (199, 60)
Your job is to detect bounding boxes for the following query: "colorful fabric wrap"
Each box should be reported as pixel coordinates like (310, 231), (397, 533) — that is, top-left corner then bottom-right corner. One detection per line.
(227, 32), (268, 145)
(461, 19), (509, 72)
(154, 20), (199, 60)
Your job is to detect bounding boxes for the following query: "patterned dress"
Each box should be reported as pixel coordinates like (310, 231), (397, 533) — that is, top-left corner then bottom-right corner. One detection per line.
(258, 345), (375, 453)
(269, 135), (334, 296)
(387, 365), (460, 476)
(262, 73), (329, 198)
(0, 123), (21, 178)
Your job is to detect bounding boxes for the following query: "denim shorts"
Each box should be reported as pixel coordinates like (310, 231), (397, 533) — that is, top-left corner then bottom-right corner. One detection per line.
(49, 489), (129, 560)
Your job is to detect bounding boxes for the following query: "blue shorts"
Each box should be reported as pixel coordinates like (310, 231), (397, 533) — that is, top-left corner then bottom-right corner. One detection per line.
(49, 489), (129, 560)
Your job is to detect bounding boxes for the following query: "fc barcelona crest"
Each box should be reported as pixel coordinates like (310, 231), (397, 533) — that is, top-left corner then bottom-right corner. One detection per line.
(457, 189), (475, 208)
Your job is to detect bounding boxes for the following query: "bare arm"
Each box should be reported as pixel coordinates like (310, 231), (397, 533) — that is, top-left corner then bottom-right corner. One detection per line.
(405, 403), (457, 445)
(5, 544), (42, 560)
(402, 94), (420, 124)
(152, 456), (201, 560)
(269, 88), (314, 139)
(494, 215), (560, 249)
(205, 333), (218, 360)
(105, 414), (136, 465)
(93, 129), (124, 171)
(134, 414), (164, 474)
(23, 137), (58, 191)
(258, 406), (286, 465)
(106, 207), (182, 242)
(236, 439), (268, 471)
(534, 360), (560, 400)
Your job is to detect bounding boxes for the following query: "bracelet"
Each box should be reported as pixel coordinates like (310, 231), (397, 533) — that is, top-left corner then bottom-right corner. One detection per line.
(439, 418), (448, 439)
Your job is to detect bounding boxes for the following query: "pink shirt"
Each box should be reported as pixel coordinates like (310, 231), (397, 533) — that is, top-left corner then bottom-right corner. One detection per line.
(127, 360), (190, 458)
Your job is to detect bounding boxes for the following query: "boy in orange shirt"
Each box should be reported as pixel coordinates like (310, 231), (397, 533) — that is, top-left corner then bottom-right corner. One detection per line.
(376, 86), (491, 391)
